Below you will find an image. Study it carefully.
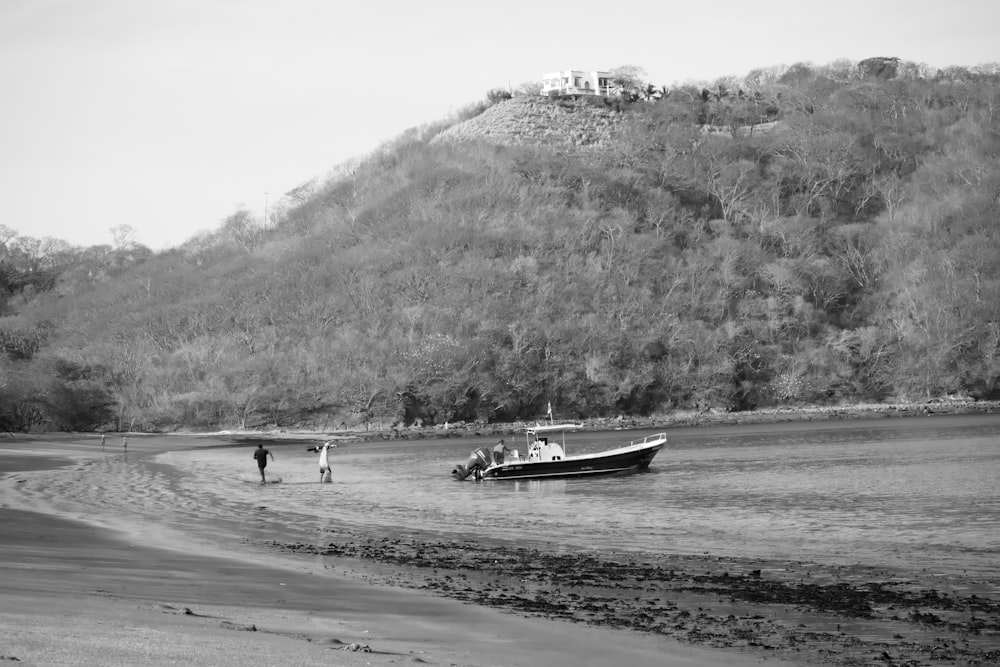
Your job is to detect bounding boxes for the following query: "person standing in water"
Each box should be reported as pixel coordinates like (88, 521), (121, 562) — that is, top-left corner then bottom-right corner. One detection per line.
(309, 441), (335, 483)
(101, 434), (106, 450)
(253, 444), (273, 483)
(122, 435), (127, 451)
(319, 441), (336, 482)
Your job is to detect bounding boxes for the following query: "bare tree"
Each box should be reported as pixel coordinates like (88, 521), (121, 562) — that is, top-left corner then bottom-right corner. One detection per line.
(222, 209), (262, 254)
(110, 225), (138, 250)
(609, 65), (648, 98)
(0, 224), (17, 251)
(516, 80), (543, 96)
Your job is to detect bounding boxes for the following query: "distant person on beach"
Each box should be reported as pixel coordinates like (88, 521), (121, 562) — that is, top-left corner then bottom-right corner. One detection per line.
(253, 444), (273, 483)
(101, 434), (106, 450)
(122, 436), (127, 451)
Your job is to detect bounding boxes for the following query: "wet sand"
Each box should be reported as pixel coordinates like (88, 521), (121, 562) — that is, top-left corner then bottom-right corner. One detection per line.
(272, 531), (1000, 665)
(0, 437), (781, 667)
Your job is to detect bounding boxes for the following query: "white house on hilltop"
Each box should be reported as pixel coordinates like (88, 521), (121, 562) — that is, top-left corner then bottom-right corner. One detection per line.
(541, 70), (614, 97)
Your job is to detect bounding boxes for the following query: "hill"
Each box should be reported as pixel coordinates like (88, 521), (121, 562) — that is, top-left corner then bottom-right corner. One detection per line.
(2, 59), (1000, 433)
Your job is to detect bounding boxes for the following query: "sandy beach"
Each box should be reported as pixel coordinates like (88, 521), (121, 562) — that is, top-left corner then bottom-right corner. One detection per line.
(0, 435), (784, 667)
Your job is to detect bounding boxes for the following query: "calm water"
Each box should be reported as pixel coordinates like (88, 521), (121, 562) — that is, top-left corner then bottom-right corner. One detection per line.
(158, 414), (1000, 577)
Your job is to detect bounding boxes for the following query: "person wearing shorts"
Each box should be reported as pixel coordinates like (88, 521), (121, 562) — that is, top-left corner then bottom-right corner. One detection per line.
(253, 444), (274, 483)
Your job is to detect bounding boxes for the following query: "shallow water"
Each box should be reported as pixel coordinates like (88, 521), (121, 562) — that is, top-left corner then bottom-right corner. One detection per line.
(4, 414), (998, 582)
(150, 414), (1000, 578)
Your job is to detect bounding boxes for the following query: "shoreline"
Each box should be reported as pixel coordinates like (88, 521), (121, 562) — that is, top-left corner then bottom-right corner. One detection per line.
(3, 415), (999, 665)
(139, 398), (1000, 443)
(9, 398), (996, 443)
(242, 408), (1000, 665)
(0, 437), (785, 667)
(265, 530), (1000, 665)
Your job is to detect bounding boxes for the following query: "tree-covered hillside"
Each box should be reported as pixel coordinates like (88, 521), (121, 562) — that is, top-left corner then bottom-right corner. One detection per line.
(2, 58), (1000, 432)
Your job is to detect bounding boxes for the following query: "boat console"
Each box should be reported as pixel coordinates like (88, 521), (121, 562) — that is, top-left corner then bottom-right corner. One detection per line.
(528, 437), (564, 462)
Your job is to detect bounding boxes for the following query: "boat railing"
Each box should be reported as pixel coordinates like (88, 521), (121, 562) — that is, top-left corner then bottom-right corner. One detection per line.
(630, 432), (667, 448)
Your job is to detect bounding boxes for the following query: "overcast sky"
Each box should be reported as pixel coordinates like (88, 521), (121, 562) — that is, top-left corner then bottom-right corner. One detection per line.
(2, 0), (998, 250)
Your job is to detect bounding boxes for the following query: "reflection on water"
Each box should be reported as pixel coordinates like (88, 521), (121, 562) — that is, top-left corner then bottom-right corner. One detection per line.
(508, 479), (567, 494)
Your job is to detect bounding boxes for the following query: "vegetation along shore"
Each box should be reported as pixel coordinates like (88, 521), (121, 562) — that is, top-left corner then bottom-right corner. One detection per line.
(240, 398), (1000, 443)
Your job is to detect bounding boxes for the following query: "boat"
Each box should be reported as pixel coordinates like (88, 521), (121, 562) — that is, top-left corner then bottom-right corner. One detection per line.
(451, 423), (666, 481)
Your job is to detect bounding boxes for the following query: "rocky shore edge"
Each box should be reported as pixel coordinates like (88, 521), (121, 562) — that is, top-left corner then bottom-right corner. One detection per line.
(263, 523), (1000, 666)
(217, 398), (1000, 443)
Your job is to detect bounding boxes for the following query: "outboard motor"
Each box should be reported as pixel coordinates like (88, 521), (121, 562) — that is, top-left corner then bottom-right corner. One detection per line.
(451, 446), (493, 480)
